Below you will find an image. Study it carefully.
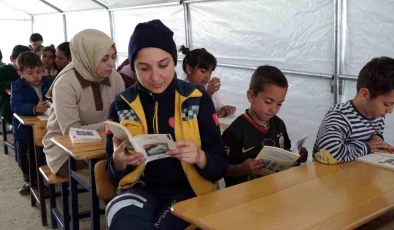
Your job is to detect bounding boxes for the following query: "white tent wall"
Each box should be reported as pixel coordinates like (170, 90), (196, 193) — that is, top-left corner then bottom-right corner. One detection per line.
(340, 0), (394, 142)
(188, 0), (335, 156)
(66, 10), (111, 39)
(33, 14), (65, 48)
(0, 1), (31, 64)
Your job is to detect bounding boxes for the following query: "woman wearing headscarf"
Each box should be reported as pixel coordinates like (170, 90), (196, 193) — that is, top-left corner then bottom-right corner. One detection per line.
(105, 20), (228, 230)
(43, 29), (125, 176)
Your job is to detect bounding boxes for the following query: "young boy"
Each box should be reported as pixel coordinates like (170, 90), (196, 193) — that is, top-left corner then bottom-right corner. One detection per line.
(314, 57), (394, 164)
(223, 66), (308, 187)
(0, 45), (31, 123)
(29, 33), (44, 56)
(11, 51), (52, 195)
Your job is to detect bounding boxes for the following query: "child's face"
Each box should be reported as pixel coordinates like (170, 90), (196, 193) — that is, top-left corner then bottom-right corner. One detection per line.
(55, 49), (69, 70)
(248, 84), (288, 123)
(41, 50), (55, 68)
(187, 65), (212, 85)
(30, 41), (42, 50)
(365, 90), (394, 118)
(19, 66), (43, 87)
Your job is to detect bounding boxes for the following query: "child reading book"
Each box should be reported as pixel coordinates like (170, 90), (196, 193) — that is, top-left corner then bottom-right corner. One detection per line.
(314, 57), (394, 164)
(11, 51), (52, 195)
(223, 65), (308, 187)
(179, 45), (236, 117)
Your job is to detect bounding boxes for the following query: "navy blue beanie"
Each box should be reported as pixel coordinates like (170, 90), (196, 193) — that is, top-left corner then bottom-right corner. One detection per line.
(128, 19), (177, 72)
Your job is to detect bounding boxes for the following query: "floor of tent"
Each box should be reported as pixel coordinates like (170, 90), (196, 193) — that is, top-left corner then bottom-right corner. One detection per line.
(0, 133), (394, 230)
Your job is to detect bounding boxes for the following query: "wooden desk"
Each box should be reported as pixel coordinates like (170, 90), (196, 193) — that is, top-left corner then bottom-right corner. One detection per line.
(51, 131), (106, 160)
(51, 130), (106, 230)
(13, 113), (42, 126)
(172, 161), (394, 230)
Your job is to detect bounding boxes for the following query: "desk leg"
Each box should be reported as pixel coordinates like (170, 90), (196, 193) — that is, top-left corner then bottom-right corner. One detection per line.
(35, 145), (47, 226)
(27, 126), (37, 207)
(69, 157), (79, 230)
(89, 158), (100, 230)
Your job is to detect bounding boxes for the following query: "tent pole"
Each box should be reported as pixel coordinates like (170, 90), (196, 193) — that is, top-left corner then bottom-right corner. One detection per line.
(333, 0), (340, 104)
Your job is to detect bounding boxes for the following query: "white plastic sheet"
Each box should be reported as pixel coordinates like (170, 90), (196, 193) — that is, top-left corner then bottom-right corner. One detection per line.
(0, 20), (31, 64)
(42, 0), (103, 12)
(66, 11), (111, 40)
(112, 4), (184, 54)
(0, 1), (31, 19)
(189, 0), (334, 74)
(2, 0), (57, 15)
(343, 0), (394, 76)
(33, 14), (65, 47)
(101, 0), (179, 9)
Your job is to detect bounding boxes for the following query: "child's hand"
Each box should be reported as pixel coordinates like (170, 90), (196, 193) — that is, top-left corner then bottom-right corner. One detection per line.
(238, 158), (265, 176)
(219, 105), (236, 118)
(207, 77), (221, 96)
(112, 137), (145, 171)
(368, 137), (392, 153)
(35, 99), (49, 113)
(298, 147), (308, 163)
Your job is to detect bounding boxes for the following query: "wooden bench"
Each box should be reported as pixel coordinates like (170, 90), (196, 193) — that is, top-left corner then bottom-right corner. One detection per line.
(39, 165), (70, 230)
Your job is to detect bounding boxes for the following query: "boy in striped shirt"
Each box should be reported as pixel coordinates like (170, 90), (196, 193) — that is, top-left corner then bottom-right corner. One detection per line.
(314, 57), (394, 164)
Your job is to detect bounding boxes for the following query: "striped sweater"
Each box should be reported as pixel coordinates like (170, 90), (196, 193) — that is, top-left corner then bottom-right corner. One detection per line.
(313, 100), (385, 164)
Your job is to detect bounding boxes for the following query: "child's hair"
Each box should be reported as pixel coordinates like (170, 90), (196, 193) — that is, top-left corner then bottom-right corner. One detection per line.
(57, 42), (71, 61)
(11, 45), (31, 60)
(17, 51), (43, 72)
(41, 45), (56, 56)
(357, 56), (394, 98)
(249, 65), (288, 95)
(179, 45), (217, 76)
(30, 33), (43, 42)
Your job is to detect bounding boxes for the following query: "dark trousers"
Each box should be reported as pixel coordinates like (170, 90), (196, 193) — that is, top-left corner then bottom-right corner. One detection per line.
(107, 186), (195, 230)
(17, 142), (29, 182)
(17, 141), (46, 183)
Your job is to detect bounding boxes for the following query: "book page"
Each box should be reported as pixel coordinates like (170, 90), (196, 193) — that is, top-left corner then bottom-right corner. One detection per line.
(131, 134), (175, 163)
(357, 153), (394, 170)
(291, 133), (309, 154)
(105, 121), (133, 142)
(256, 146), (300, 176)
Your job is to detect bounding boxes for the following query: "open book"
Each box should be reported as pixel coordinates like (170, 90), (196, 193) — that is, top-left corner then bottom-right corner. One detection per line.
(69, 128), (102, 144)
(255, 146), (300, 176)
(105, 120), (175, 163)
(357, 152), (394, 170)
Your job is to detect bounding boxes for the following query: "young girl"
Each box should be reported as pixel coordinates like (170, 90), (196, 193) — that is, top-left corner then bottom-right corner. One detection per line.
(55, 42), (71, 71)
(180, 46), (236, 117)
(41, 45), (58, 80)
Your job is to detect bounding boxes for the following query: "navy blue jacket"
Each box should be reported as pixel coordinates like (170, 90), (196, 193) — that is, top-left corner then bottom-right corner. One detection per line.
(11, 78), (53, 142)
(106, 77), (228, 191)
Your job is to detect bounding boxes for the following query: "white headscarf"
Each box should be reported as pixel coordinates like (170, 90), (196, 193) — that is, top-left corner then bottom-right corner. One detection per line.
(47, 29), (115, 97)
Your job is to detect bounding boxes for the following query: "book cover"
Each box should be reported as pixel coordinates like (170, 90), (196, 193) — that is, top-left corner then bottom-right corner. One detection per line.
(69, 128), (102, 144)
